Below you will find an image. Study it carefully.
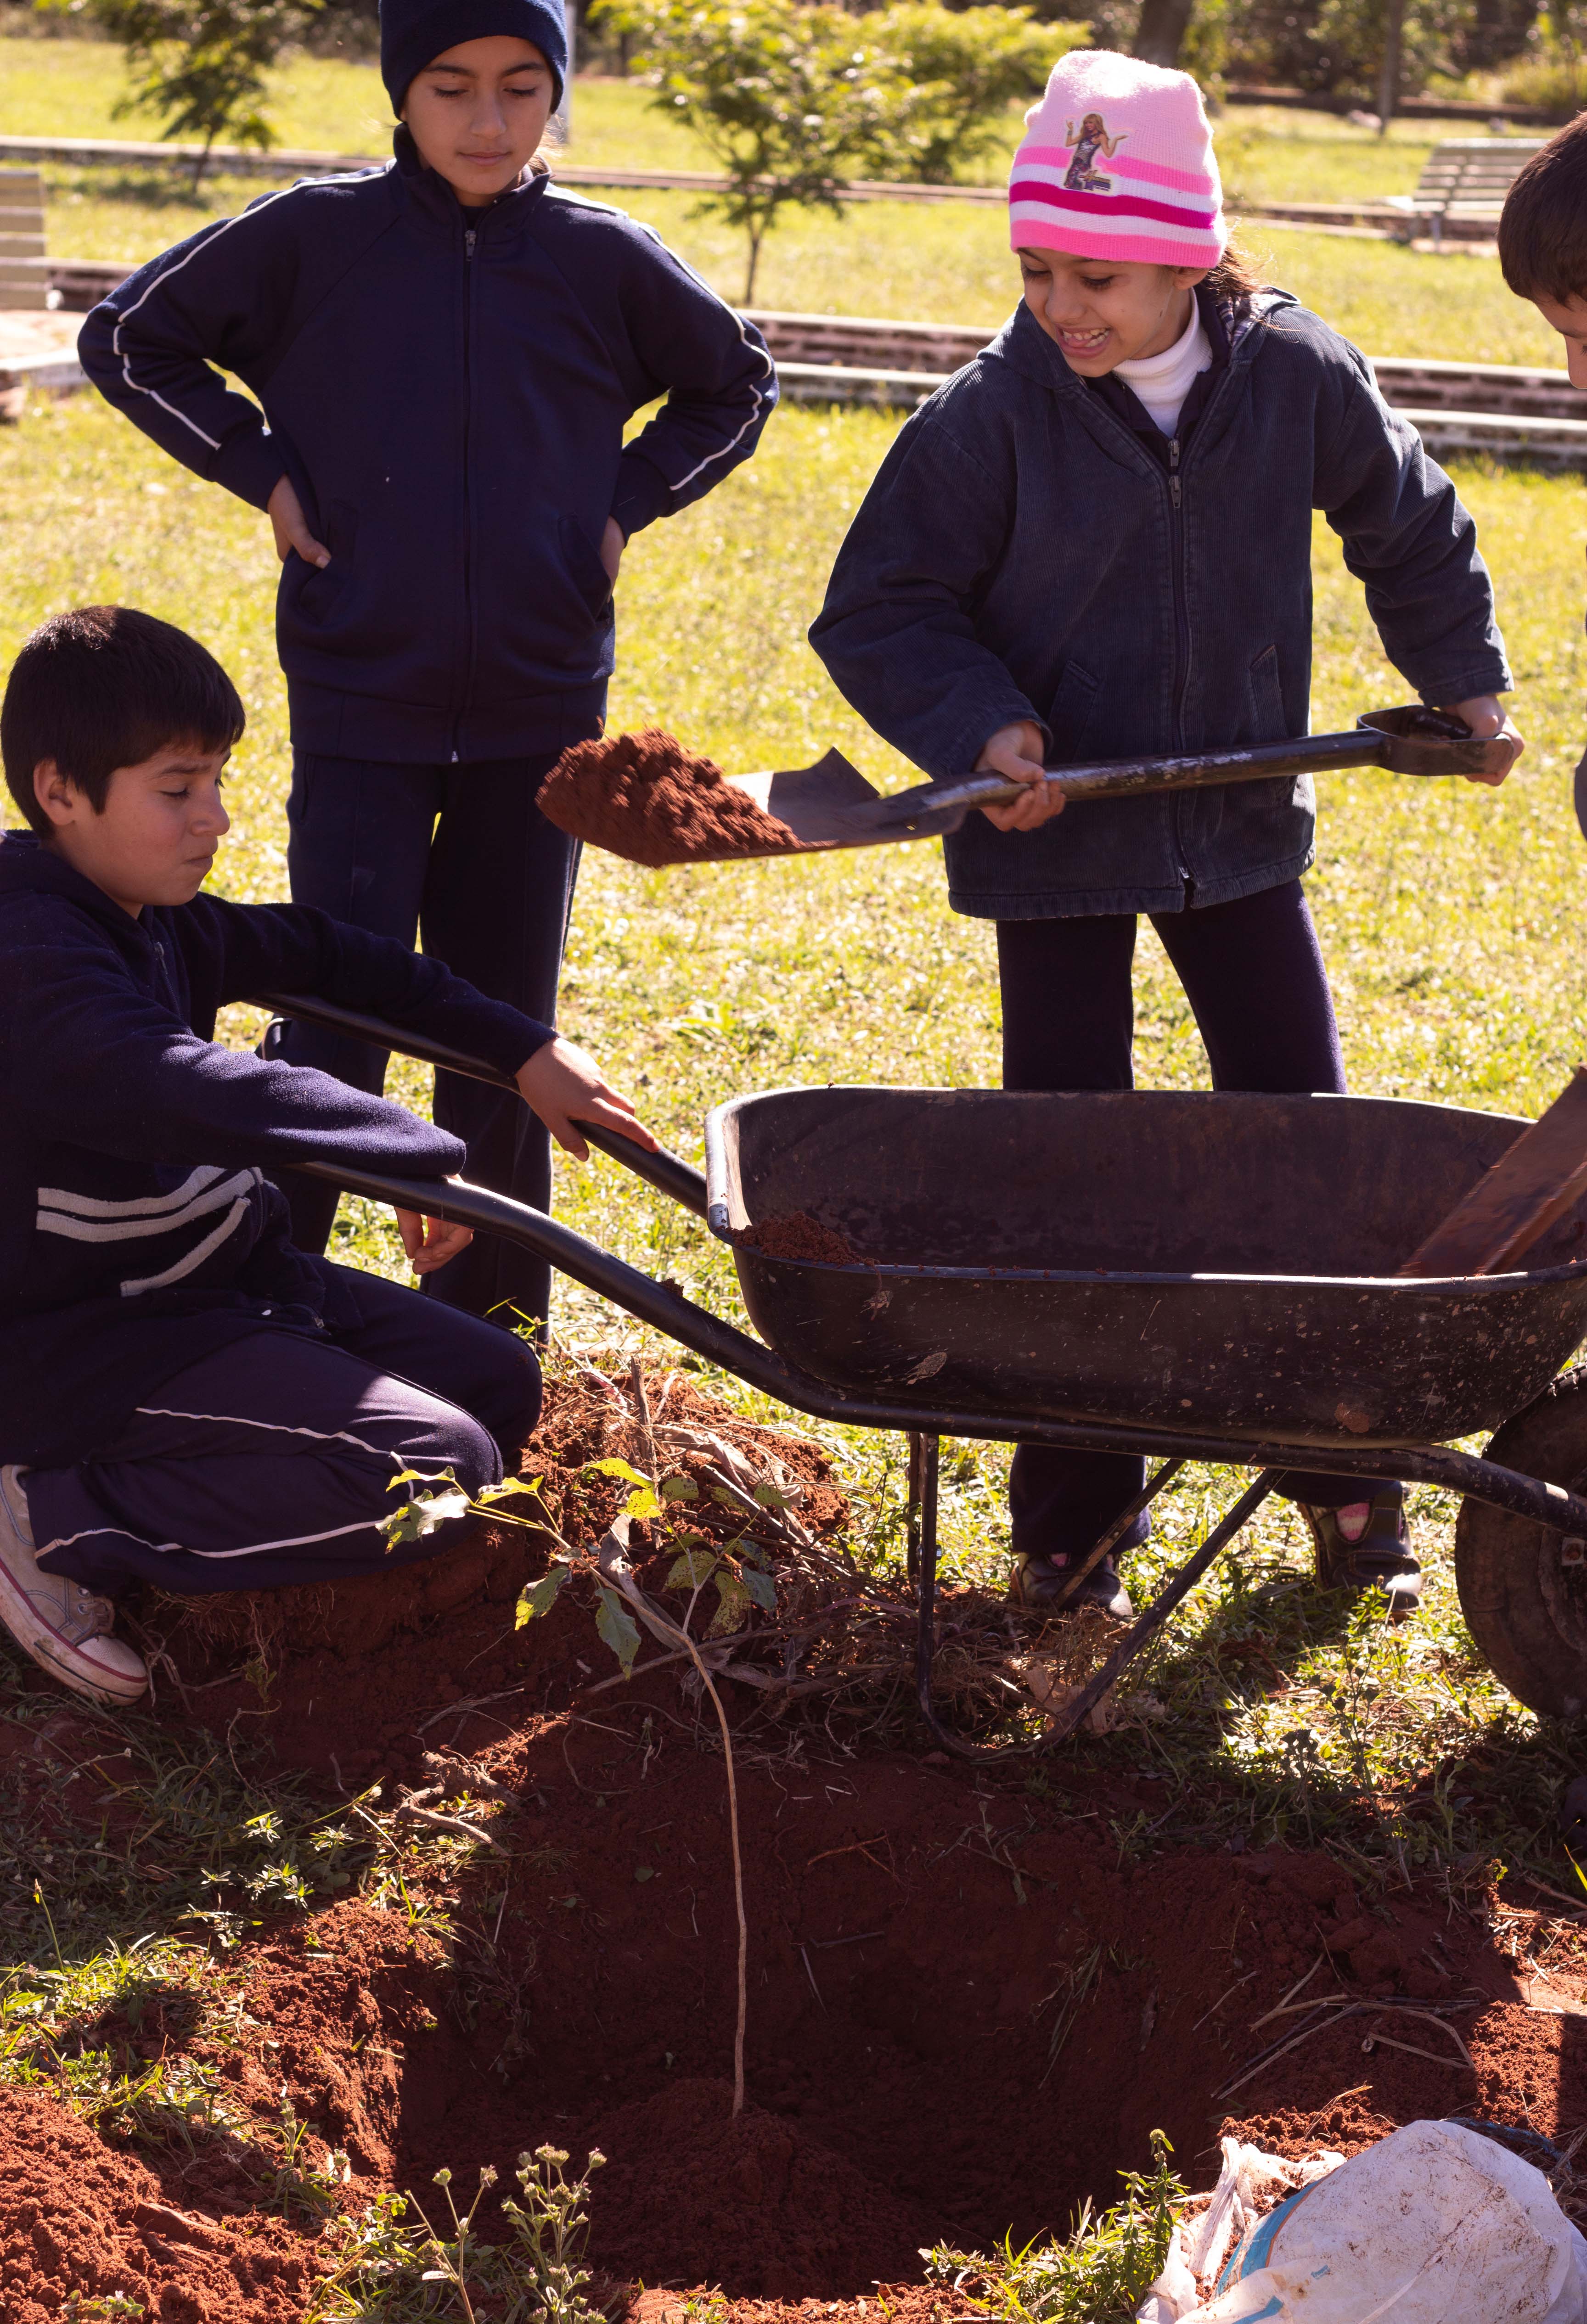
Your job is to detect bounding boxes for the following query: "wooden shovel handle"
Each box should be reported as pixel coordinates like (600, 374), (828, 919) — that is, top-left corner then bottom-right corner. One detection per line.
(1397, 1067), (1587, 1278)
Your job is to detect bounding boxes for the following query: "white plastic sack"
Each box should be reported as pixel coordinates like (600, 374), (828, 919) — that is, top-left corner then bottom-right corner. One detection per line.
(1136, 2137), (1343, 2321)
(1182, 2120), (1587, 2324)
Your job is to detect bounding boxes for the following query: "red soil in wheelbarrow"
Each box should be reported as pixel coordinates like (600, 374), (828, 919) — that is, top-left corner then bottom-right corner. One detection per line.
(5, 1366), (1582, 2319)
(538, 729), (806, 867)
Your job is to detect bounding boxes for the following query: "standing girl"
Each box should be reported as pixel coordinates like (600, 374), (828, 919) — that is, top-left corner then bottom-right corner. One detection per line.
(811, 49), (1520, 1620)
(81, 0), (776, 1328)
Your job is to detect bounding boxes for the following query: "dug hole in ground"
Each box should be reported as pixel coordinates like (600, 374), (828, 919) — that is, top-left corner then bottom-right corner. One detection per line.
(2, 1358), (1585, 2323)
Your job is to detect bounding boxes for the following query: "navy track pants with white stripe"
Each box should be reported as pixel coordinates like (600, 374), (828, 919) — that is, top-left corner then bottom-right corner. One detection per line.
(26, 1266), (541, 1596)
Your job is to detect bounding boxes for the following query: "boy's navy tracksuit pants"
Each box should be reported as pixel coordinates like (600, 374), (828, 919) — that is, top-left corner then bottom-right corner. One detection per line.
(277, 750), (580, 1330)
(27, 1266), (540, 1597)
(998, 879), (1400, 1562)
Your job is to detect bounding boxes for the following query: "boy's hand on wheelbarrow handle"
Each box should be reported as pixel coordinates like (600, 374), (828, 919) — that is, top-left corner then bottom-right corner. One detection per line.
(974, 721), (1066, 832)
(516, 1036), (659, 1162)
(1443, 695), (1523, 785)
(395, 1196), (473, 1274)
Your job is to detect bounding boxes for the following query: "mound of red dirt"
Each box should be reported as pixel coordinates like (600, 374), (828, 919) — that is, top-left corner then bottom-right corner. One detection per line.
(539, 730), (806, 866)
(9, 1365), (1583, 2315)
(0, 2086), (316, 2323)
(591, 2077), (930, 2297)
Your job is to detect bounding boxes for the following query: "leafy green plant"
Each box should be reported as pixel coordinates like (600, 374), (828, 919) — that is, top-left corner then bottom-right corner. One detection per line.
(307, 2145), (607, 2324)
(925, 2130), (1185, 2324)
(861, 6), (1088, 185)
(591, 0), (919, 299)
(81, 0), (319, 183)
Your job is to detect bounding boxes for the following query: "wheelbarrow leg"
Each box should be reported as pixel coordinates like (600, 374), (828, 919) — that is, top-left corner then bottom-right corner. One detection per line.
(913, 1450), (1193, 1758)
(906, 1431), (934, 1585)
(1044, 1469), (1278, 1745)
(1047, 1457), (1189, 1610)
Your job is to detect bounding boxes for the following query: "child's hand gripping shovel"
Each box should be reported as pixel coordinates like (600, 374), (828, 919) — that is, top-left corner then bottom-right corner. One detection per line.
(538, 707), (1519, 868)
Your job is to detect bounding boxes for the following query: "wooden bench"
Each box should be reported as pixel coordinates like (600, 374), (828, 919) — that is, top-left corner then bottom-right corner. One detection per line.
(0, 168), (50, 309)
(1383, 138), (1544, 247)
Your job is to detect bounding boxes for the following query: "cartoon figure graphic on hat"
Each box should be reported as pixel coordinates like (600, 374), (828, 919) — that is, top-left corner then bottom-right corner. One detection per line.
(1063, 111), (1127, 192)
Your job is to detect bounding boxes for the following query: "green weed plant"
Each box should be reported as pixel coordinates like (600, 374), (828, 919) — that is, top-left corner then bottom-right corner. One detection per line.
(926, 2129), (1185, 2324)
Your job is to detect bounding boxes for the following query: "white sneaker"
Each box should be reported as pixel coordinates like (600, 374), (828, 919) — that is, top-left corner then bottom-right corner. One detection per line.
(0, 1465), (147, 1706)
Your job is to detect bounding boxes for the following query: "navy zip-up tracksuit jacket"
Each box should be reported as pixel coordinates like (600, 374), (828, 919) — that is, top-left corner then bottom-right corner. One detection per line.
(78, 133), (778, 763)
(0, 831), (551, 1466)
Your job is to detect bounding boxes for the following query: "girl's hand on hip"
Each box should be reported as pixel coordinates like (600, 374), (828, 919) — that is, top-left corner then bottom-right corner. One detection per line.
(600, 517), (625, 586)
(268, 474), (331, 569)
(516, 1035), (658, 1162)
(975, 721), (1066, 831)
(1442, 694), (1523, 785)
(394, 1201), (473, 1274)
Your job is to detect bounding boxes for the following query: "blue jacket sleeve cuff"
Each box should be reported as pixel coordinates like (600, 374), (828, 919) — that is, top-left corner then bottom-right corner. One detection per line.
(210, 425), (288, 513)
(611, 449), (672, 539)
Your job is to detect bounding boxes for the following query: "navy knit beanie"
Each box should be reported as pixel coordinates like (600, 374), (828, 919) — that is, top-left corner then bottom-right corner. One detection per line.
(380, 0), (568, 115)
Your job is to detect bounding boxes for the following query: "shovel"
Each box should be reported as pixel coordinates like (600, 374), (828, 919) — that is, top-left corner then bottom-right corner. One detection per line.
(728, 705), (1512, 855)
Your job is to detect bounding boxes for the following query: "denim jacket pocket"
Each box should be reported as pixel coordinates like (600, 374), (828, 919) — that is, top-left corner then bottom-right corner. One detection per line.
(1246, 643), (1287, 742)
(1045, 658), (1100, 762)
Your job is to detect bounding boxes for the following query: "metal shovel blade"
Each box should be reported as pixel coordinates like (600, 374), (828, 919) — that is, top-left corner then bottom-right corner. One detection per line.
(729, 706), (1513, 857)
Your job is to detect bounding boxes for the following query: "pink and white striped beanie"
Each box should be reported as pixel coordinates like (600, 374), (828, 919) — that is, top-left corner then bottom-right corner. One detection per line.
(1009, 50), (1226, 269)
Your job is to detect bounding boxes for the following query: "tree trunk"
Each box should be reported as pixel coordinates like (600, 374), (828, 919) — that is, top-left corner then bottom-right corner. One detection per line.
(743, 219), (765, 306)
(1132, 0), (1197, 68)
(1377, 0), (1407, 135)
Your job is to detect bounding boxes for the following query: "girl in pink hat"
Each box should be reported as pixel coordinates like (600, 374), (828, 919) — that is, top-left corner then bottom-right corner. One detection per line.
(813, 49), (1522, 1626)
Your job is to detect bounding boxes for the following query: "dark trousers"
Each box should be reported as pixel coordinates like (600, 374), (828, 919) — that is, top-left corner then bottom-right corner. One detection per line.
(998, 880), (1394, 1560)
(279, 751), (582, 1328)
(28, 1266), (540, 1596)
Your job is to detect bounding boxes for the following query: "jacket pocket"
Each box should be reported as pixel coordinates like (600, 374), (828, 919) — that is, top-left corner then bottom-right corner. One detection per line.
(290, 500), (359, 624)
(1044, 658), (1100, 762)
(559, 515), (614, 619)
(1246, 644), (1286, 742)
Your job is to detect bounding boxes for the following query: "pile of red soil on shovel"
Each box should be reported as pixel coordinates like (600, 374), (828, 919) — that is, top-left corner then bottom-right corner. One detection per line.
(0, 1366), (1579, 2321)
(538, 730), (806, 866)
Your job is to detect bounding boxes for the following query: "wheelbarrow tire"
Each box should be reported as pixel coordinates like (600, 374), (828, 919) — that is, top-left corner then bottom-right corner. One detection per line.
(1456, 1363), (1587, 1719)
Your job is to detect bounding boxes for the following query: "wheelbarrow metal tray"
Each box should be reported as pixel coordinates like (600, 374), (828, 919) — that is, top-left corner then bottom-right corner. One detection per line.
(704, 1088), (1587, 1450)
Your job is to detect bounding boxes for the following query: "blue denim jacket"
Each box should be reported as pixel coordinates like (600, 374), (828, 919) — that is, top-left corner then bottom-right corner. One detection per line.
(809, 290), (1509, 920)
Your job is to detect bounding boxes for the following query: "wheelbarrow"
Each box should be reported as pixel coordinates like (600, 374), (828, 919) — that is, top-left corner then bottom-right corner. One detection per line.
(259, 993), (1587, 1758)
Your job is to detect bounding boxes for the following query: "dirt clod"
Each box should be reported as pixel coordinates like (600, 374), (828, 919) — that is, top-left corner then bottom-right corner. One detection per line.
(737, 1211), (862, 1264)
(538, 729), (805, 866)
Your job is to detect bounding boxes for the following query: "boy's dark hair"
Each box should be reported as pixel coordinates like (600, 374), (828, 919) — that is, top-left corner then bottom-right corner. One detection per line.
(2, 605), (245, 836)
(1499, 116), (1587, 304)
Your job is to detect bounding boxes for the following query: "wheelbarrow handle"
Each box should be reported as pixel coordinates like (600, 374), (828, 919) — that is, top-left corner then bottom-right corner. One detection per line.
(252, 991), (709, 1219)
(283, 1156), (1587, 1542)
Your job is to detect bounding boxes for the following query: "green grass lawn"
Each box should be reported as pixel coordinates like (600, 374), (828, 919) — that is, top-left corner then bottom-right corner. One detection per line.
(5, 34), (1587, 1895)
(2, 32), (1566, 360)
(4, 386), (1587, 1884)
(15, 166), (1564, 364)
(0, 34), (1495, 197)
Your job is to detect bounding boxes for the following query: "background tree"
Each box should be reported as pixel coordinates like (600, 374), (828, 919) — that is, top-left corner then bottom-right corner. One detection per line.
(595, 0), (917, 301)
(85, 0), (318, 184)
(865, 4), (1089, 183)
(1133, 0), (1197, 65)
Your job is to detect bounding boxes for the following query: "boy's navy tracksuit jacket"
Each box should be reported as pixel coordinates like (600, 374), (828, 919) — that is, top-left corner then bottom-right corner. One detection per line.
(0, 831), (550, 1470)
(77, 132), (777, 763)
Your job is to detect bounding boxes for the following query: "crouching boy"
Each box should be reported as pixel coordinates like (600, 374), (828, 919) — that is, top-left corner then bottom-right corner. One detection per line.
(0, 606), (653, 1707)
